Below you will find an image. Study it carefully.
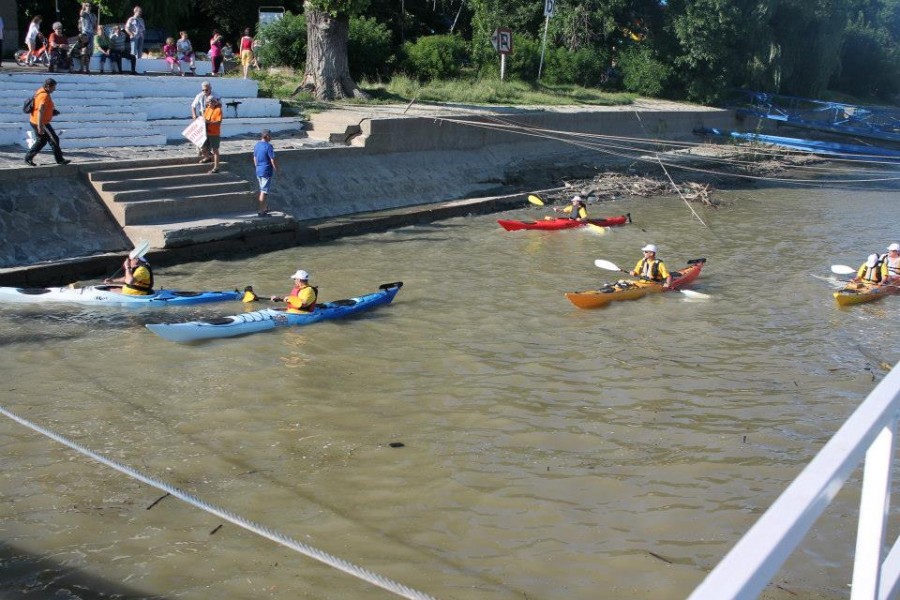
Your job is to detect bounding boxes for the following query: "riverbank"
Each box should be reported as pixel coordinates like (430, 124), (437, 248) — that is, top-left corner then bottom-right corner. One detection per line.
(0, 99), (738, 286)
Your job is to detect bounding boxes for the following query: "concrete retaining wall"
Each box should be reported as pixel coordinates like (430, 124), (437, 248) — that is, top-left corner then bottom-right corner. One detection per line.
(0, 105), (738, 282)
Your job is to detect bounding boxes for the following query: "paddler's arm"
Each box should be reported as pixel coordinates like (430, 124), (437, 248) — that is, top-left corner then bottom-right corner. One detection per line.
(660, 262), (672, 288)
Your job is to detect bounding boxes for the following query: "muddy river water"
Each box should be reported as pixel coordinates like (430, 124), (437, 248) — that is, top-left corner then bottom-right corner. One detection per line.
(1, 182), (898, 600)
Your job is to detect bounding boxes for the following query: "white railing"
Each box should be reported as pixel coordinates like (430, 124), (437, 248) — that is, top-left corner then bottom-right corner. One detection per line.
(689, 362), (900, 600)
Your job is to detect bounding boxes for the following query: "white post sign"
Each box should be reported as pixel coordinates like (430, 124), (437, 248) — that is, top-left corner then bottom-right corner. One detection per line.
(181, 116), (207, 148)
(538, 0), (555, 80)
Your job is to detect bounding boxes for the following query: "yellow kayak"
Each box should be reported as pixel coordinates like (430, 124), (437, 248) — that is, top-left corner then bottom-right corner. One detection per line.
(566, 259), (705, 309)
(834, 281), (899, 306)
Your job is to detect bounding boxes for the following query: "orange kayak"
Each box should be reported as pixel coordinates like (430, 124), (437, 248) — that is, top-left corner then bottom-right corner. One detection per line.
(834, 281), (899, 306)
(565, 259), (707, 309)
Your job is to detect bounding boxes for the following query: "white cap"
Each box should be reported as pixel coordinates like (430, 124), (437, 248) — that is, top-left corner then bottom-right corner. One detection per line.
(867, 253), (879, 267)
(888, 243), (900, 252)
(290, 269), (309, 280)
(641, 244), (657, 253)
(572, 195), (582, 203)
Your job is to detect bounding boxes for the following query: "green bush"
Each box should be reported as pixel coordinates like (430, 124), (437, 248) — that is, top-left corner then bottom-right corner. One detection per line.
(619, 46), (670, 97)
(506, 36), (541, 82)
(402, 34), (469, 81)
(348, 17), (394, 82)
(543, 47), (607, 87)
(257, 12), (306, 69)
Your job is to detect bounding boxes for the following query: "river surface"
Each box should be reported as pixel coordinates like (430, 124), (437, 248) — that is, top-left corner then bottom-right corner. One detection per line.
(1, 182), (898, 600)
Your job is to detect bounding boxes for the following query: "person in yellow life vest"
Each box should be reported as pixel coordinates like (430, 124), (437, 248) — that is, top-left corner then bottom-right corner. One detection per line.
(883, 243), (900, 284)
(853, 253), (883, 283)
(271, 269), (317, 313)
(632, 244), (672, 287)
(105, 256), (154, 295)
(553, 195), (588, 221)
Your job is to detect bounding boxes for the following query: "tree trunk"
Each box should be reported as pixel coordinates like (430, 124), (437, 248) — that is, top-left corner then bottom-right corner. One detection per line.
(300, 6), (369, 100)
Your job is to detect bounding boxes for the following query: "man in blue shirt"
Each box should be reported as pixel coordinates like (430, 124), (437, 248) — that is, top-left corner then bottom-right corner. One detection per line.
(252, 129), (277, 216)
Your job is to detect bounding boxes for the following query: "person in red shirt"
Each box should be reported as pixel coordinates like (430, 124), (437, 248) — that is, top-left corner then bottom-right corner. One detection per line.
(202, 96), (223, 173)
(25, 78), (70, 166)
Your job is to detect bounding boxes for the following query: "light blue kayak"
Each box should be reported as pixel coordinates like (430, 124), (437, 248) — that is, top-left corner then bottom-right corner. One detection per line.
(146, 282), (403, 343)
(0, 285), (244, 307)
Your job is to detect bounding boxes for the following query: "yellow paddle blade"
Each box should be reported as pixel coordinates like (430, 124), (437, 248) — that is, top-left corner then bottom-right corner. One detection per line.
(586, 223), (609, 235)
(241, 286), (259, 303)
(527, 194), (545, 206)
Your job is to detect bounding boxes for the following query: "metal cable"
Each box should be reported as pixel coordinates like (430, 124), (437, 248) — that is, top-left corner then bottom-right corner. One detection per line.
(0, 405), (439, 600)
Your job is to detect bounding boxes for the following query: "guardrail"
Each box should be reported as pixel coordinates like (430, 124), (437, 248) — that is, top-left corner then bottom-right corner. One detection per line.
(689, 362), (900, 599)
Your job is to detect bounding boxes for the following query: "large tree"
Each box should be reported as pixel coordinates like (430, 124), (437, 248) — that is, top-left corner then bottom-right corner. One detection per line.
(301, 0), (370, 99)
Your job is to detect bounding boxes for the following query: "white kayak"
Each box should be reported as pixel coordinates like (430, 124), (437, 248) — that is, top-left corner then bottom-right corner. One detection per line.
(0, 285), (244, 307)
(146, 282), (403, 343)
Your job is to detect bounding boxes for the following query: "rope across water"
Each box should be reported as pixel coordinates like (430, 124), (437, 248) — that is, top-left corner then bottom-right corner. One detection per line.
(0, 405), (440, 600)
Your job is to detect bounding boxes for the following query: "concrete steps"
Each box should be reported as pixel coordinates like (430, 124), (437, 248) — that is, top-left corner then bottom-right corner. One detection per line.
(306, 111), (367, 146)
(0, 72), (300, 149)
(124, 210), (296, 249)
(89, 163), (256, 225)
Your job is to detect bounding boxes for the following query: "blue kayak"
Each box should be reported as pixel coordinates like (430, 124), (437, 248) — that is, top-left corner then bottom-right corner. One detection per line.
(0, 285), (244, 307)
(146, 282), (403, 343)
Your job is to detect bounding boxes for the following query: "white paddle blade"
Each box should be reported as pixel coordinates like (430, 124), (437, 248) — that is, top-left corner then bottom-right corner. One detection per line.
(594, 259), (621, 272)
(830, 264), (856, 275)
(129, 240), (151, 260)
(679, 289), (711, 299)
(527, 194), (545, 206)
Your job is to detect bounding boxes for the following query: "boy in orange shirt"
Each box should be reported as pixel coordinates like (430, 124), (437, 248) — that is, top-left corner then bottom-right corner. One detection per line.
(202, 97), (223, 173)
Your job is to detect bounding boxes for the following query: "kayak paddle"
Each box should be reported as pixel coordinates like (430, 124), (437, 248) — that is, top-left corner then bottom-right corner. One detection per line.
(831, 264), (857, 275)
(129, 239), (151, 260)
(594, 259), (629, 274)
(527, 194), (545, 206)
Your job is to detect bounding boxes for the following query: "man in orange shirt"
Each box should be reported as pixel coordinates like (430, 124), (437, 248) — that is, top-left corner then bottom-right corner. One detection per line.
(202, 96), (223, 173)
(25, 78), (70, 166)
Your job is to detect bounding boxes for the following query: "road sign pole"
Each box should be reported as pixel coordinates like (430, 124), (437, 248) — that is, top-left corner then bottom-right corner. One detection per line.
(500, 53), (507, 81)
(538, 15), (549, 81)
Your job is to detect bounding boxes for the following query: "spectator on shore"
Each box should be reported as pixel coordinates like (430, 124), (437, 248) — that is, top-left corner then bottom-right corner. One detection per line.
(47, 22), (70, 73)
(202, 96), (223, 173)
(26, 16), (43, 66)
(24, 78), (70, 167)
(208, 30), (224, 76)
(253, 129), (277, 216)
(163, 37), (182, 75)
(239, 28), (254, 79)
(109, 25), (137, 74)
(69, 33), (92, 74)
(251, 38), (262, 69)
(125, 6), (145, 58)
(176, 31), (196, 75)
(191, 81), (220, 119)
(94, 24), (112, 73)
(79, 3), (97, 56)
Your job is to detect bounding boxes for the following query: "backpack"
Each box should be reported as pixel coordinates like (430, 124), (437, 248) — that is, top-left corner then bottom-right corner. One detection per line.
(23, 97), (34, 114)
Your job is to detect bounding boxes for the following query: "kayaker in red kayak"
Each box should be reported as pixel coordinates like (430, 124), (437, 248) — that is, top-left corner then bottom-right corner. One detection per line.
(552, 195), (588, 221)
(851, 254), (884, 284)
(271, 269), (318, 313)
(632, 244), (672, 288)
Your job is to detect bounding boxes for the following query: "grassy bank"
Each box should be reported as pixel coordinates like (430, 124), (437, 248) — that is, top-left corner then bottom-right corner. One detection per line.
(252, 69), (636, 116)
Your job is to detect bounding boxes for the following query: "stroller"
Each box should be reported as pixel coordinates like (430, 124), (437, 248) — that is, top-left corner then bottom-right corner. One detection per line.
(15, 33), (50, 67)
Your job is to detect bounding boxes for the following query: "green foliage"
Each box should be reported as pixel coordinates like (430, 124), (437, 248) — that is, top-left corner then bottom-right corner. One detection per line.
(833, 7), (900, 100)
(543, 46), (607, 87)
(348, 16), (394, 81)
(619, 46), (671, 98)
(257, 12), (307, 69)
(402, 34), (469, 80)
(305, 0), (371, 19)
(506, 36), (542, 82)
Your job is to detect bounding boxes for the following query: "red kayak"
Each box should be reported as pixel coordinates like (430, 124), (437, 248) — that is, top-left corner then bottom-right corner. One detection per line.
(498, 214), (631, 231)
